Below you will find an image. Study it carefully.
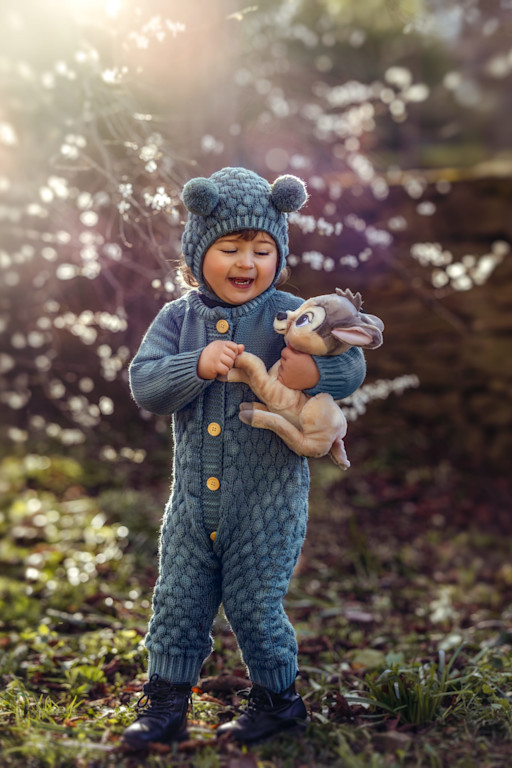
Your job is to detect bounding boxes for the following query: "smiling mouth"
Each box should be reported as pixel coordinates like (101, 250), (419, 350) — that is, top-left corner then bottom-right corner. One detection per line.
(229, 278), (254, 287)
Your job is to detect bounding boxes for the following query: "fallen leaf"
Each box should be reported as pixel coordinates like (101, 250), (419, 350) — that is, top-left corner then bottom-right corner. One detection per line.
(373, 731), (413, 752)
(227, 755), (259, 768)
(344, 607), (375, 623)
(199, 674), (251, 693)
(178, 738), (214, 752)
(346, 648), (385, 670)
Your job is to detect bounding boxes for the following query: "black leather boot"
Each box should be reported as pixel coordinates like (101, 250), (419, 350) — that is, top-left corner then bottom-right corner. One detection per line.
(122, 674), (191, 748)
(217, 681), (308, 743)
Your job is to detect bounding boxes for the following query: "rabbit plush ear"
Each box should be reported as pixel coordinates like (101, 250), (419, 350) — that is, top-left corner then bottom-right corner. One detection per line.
(271, 175), (308, 212)
(332, 322), (383, 349)
(331, 327), (376, 347)
(182, 177), (220, 216)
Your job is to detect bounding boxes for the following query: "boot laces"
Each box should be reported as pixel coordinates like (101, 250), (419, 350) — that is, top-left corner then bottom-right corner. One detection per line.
(242, 684), (276, 719)
(135, 674), (189, 718)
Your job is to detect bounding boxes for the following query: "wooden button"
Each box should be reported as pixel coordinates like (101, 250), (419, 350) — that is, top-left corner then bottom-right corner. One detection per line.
(210, 531), (217, 542)
(208, 422), (221, 436)
(206, 477), (220, 491)
(216, 319), (229, 334)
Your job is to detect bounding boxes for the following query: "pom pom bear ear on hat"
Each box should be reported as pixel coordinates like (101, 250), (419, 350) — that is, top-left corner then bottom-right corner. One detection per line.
(182, 177), (220, 216)
(271, 174), (308, 212)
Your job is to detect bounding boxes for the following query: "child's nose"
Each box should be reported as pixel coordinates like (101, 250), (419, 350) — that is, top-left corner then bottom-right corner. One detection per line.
(236, 251), (254, 267)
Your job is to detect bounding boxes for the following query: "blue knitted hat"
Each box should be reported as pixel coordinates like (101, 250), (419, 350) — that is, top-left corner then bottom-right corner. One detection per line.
(181, 167), (308, 287)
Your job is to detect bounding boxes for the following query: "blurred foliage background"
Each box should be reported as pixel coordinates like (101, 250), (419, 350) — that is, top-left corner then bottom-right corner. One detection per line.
(2, 3), (512, 763)
(1, 0), (511, 474)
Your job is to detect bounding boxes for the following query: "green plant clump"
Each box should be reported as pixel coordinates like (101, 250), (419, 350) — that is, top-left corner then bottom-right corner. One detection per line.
(1, 453), (512, 767)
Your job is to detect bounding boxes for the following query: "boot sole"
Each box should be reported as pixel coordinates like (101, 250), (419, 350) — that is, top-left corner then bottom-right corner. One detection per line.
(218, 717), (308, 745)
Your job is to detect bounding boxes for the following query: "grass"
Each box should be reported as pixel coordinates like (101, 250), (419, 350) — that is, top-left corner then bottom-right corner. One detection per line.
(1, 450), (512, 767)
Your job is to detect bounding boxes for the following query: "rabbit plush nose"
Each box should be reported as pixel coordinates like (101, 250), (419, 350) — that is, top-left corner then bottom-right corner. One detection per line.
(273, 311), (290, 335)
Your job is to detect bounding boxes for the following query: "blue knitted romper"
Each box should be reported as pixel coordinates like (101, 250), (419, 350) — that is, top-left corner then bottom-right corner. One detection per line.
(129, 168), (366, 692)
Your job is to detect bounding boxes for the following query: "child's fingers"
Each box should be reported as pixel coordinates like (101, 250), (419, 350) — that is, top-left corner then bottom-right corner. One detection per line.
(217, 341), (243, 356)
(208, 341), (244, 376)
(222, 346), (238, 363)
(218, 350), (237, 373)
(217, 357), (236, 375)
(222, 340), (239, 353)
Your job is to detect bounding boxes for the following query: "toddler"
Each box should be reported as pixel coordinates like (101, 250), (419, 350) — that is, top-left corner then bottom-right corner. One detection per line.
(123, 167), (366, 746)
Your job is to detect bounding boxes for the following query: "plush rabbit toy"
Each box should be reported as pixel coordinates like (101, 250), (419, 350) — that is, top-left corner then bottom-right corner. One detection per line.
(224, 288), (384, 469)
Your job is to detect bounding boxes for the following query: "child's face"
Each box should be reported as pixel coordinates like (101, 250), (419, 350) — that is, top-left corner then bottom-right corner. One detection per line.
(202, 232), (279, 305)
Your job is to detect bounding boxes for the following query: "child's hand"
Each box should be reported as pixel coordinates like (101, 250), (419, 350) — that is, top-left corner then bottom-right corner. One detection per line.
(277, 346), (320, 390)
(197, 341), (245, 380)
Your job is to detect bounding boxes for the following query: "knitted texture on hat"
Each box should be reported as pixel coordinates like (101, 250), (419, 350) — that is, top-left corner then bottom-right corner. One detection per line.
(181, 167), (307, 285)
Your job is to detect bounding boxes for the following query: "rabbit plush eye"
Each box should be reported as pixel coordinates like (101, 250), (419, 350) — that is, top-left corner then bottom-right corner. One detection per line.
(295, 312), (313, 328)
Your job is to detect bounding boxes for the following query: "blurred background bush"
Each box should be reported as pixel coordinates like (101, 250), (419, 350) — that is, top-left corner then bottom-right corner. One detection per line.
(1, 0), (511, 475)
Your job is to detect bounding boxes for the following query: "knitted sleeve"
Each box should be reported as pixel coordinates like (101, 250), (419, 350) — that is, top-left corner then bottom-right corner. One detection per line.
(307, 346), (366, 400)
(129, 301), (212, 415)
